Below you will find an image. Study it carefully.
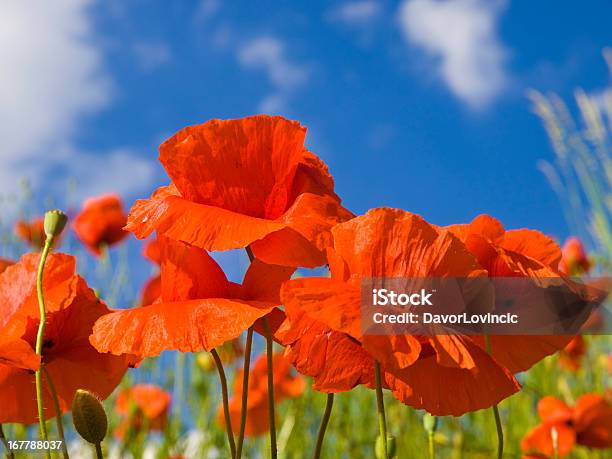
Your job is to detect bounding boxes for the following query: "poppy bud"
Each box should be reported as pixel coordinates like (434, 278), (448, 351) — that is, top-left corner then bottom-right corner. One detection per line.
(375, 434), (397, 458)
(43, 210), (68, 241)
(72, 389), (108, 444)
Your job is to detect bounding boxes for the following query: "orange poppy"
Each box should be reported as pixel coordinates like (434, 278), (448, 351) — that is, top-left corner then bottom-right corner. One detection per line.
(0, 257), (13, 273)
(446, 215), (594, 374)
(73, 194), (129, 256)
(0, 253), (129, 424)
(558, 336), (586, 372)
(521, 394), (612, 457)
(124, 115), (353, 268)
(14, 218), (57, 250)
(115, 384), (171, 437)
(280, 208), (520, 416)
(558, 237), (591, 275)
(220, 351), (305, 437)
(91, 237), (294, 359)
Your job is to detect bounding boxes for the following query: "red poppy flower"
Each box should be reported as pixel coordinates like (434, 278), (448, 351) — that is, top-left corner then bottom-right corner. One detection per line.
(15, 218), (57, 250)
(220, 352), (305, 437)
(115, 384), (171, 437)
(0, 253), (130, 424)
(446, 215), (594, 374)
(521, 394), (612, 457)
(558, 237), (591, 275)
(91, 237), (294, 359)
(0, 257), (13, 273)
(125, 115), (353, 268)
(73, 194), (129, 256)
(280, 208), (520, 416)
(558, 336), (586, 372)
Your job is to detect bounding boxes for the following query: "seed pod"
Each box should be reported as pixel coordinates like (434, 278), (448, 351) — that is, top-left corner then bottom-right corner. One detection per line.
(43, 210), (68, 240)
(72, 389), (108, 444)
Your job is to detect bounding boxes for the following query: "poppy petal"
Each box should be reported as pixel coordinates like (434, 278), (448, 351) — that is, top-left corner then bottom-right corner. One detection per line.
(537, 396), (573, 423)
(281, 277), (362, 339)
(473, 335), (573, 374)
(159, 237), (230, 301)
(241, 259), (295, 303)
(501, 229), (562, 269)
(251, 193), (354, 267)
(277, 309), (375, 392)
(521, 421), (576, 458)
(385, 339), (520, 416)
(573, 393), (612, 448)
(126, 186), (286, 252)
(90, 299), (276, 358)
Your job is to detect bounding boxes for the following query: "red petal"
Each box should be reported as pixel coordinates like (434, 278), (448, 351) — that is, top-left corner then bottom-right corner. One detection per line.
(90, 299), (275, 358)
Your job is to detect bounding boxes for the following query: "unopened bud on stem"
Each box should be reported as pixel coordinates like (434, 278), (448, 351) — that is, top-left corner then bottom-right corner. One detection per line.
(72, 389), (107, 445)
(43, 210), (68, 241)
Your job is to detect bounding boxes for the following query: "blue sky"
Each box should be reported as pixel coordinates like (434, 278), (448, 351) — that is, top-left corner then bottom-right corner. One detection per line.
(1, 0), (611, 259)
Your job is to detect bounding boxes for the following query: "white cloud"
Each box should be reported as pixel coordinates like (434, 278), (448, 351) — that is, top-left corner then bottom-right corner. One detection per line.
(238, 37), (309, 113)
(57, 147), (161, 200)
(328, 1), (382, 26)
(398, 0), (509, 109)
(132, 42), (171, 71)
(0, 0), (109, 166)
(195, 0), (220, 22)
(0, 0), (158, 203)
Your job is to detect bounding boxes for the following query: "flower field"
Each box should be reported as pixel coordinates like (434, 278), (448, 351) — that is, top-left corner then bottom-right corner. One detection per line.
(0, 112), (610, 459)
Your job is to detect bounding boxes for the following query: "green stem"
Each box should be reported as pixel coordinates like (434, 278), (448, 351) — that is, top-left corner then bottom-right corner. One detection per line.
(263, 317), (277, 459)
(484, 336), (503, 459)
(35, 237), (54, 459)
(211, 349), (236, 459)
(313, 393), (334, 459)
(374, 360), (388, 459)
(42, 367), (69, 459)
(236, 327), (254, 459)
(94, 443), (103, 459)
(0, 424), (14, 459)
(428, 431), (434, 459)
(173, 352), (185, 432)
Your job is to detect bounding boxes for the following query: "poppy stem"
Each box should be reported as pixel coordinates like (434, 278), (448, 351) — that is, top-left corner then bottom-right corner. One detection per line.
(263, 317), (278, 459)
(484, 335), (503, 459)
(211, 348), (236, 459)
(94, 443), (103, 459)
(0, 424), (14, 459)
(236, 326), (254, 459)
(35, 236), (54, 459)
(313, 393), (334, 459)
(42, 366), (69, 459)
(374, 360), (388, 459)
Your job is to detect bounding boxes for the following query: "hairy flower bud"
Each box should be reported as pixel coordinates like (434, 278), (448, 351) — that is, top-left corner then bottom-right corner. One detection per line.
(43, 210), (68, 240)
(72, 389), (108, 444)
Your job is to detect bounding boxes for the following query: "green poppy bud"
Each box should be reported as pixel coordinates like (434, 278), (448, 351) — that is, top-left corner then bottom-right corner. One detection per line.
(43, 210), (68, 240)
(72, 389), (108, 444)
